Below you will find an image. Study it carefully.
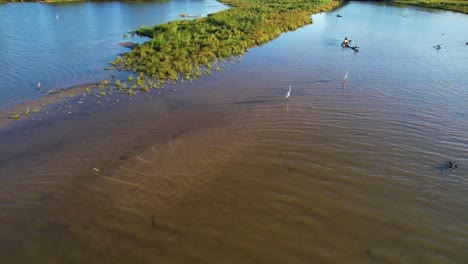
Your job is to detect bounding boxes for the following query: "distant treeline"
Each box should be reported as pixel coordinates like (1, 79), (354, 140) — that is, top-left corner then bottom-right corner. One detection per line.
(1, 0), (170, 2)
(352, 0), (467, 14)
(2, 0), (465, 14)
(392, 0), (468, 14)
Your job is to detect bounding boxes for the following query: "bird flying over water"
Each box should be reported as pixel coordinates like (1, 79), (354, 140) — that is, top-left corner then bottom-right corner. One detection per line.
(285, 84), (291, 99)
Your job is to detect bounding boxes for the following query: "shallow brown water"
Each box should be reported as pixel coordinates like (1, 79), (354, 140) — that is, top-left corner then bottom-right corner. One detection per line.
(1, 2), (468, 263)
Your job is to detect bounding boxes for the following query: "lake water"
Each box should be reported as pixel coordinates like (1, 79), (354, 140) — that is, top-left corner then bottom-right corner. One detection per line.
(0, 1), (467, 263)
(0, 0), (228, 109)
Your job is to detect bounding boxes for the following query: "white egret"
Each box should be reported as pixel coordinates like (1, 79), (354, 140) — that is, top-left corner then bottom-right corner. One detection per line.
(285, 84), (291, 99)
(343, 70), (348, 80)
(37, 82), (42, 90)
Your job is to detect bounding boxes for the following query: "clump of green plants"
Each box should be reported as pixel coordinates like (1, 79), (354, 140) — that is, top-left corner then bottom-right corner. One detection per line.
(140, 85), (150, 92)
(111, 0), (341, 89)
(10, 113), (20, 120)
(98, 79), (111, 90)
(31, 107), (41, 114)
(7, 105), (43, 121)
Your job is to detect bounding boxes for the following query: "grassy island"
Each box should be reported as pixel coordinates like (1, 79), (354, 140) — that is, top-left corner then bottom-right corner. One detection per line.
(109, 0), (466, 94)
(108, 0), (341, 91)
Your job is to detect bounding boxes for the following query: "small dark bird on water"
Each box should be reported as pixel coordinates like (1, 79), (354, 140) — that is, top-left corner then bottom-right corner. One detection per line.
(337, 14), (342, 17)
(448, 161), (458, 171)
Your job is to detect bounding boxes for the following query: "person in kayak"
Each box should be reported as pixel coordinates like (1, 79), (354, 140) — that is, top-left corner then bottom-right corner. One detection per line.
(342, 37), (350, 47)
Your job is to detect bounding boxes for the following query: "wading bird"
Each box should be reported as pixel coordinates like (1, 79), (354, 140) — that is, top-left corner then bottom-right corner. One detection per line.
(285, 84), (291, 99)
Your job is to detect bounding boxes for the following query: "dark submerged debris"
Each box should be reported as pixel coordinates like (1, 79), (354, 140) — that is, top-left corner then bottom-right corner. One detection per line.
(118, 42), (139, 50)
(440, 161), (459, 172)
(150, 215), (157, 229)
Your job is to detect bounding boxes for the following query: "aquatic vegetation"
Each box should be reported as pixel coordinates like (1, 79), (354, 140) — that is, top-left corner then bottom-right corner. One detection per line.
(121, 83), (128, 90)
(31, 107), (41, 114)
(111, 0), (341, 88)
(10, 113), (20, 120)
(98, 79), (111, 90)
(394, 0), (468, 14)
(140, 85), (150, 92)
(115, 79), (122, 87)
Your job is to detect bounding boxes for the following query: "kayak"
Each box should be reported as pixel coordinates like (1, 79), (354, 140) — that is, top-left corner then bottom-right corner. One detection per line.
(342, 44), (359, 52)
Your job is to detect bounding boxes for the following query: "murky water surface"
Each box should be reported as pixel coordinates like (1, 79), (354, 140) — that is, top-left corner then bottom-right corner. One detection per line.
(1, 2), (467, 263)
